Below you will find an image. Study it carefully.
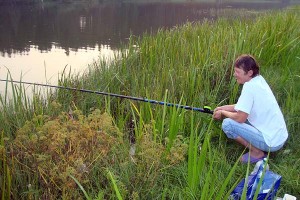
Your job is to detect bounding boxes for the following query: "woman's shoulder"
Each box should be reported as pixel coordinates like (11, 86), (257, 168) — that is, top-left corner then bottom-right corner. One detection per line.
(243, 75), (269, 92)
(247, 75), (268, 86)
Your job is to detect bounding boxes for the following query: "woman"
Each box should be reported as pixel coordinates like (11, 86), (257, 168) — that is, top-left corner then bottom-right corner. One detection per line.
(213, 54), (288, 163)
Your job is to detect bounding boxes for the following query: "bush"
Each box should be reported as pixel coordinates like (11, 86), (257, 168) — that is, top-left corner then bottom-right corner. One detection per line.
(8, 104), (123, 199)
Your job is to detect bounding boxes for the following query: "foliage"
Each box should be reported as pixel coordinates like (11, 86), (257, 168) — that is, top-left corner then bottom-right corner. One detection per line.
(6, 105), (122, 199)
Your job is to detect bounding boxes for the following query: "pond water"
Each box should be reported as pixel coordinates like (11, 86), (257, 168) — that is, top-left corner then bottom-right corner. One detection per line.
(0, 1), (291, 93)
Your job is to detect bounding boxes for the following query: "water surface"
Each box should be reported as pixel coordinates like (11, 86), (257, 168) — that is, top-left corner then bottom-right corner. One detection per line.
(0, 1), (290, 92)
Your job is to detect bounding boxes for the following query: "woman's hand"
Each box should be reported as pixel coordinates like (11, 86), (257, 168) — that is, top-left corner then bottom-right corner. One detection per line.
(213, 110), (223, 120)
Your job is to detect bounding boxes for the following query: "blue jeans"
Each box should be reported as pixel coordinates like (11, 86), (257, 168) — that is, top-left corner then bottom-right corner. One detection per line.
(222, 118), (284, 152)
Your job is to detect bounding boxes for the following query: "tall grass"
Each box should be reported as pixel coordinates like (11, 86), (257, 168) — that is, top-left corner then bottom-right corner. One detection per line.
(0, 131), (11, 200)
(0, 74), (48, 138)
(0, 6), (299, 199)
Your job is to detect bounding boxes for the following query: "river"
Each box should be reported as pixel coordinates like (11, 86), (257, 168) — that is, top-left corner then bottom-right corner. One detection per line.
(0, 1), (292, 94)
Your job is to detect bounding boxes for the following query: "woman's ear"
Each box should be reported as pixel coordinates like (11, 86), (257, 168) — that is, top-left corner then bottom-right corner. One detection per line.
(248, 70), (254, 77)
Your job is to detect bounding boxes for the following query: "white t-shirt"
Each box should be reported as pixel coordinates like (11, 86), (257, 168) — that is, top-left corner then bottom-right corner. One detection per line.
(234, 75), (288, 147)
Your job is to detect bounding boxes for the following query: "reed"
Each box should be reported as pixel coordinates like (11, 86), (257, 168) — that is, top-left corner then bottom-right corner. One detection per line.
(0, 131), (11, 200)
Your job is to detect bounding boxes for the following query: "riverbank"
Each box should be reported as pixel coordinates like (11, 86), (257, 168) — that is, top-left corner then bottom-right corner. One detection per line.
(1, 6), (300, 199)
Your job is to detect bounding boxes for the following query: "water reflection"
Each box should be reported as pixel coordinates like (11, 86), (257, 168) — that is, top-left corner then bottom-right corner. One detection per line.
(0, 44), (115, 96)
(79, 16), (87, 32)
(0, 1), (290, 89)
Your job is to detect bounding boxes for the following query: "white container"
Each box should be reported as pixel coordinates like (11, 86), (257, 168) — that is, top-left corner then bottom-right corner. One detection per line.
(251, 159), (270, 175)
(283, 194), (297, 200)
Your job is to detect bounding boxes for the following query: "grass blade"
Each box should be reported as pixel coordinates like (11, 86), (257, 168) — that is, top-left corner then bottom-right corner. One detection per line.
(107, 170), (123, 200)
(69, 174), (91, 200)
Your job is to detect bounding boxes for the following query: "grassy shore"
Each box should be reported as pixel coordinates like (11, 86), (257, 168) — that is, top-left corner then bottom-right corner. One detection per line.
(1, 6), (300, 199)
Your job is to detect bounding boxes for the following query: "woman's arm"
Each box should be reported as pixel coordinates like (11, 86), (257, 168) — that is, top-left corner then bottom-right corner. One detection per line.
(214, 104), (236, 112)
(221, 110), (248, 123)
(213, 104), (248, 123)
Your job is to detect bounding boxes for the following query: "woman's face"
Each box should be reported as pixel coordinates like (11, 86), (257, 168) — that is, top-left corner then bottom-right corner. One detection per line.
(233, 67), (253, 84)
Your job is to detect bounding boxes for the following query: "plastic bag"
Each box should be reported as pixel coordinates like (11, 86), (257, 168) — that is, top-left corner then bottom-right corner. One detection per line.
(230, 170), (282, 200)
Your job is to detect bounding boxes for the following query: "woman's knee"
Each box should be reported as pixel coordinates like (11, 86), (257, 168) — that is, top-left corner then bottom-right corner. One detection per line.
(222, 118), (233, 132)
(222, 118), (237, 139)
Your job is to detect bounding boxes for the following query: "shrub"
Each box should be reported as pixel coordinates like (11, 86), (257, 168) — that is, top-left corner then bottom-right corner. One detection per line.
(8, 104), (122, 199)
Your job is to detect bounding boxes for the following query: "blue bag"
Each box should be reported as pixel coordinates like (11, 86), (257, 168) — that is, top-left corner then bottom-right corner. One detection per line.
(230, 170), (282, 200)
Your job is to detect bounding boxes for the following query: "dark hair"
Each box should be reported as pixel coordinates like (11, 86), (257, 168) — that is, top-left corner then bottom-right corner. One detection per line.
(234, 54), (260, 77)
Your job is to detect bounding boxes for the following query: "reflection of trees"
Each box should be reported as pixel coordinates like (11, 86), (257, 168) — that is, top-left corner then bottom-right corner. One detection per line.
(0, 3), (126, 55)
(0, 2), (289, 56)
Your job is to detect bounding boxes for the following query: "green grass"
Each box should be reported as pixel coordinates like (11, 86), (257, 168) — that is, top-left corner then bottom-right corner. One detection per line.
(1, 6), (300, 199)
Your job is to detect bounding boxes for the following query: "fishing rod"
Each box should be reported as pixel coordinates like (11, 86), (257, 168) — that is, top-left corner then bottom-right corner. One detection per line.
(0, 79), (213, 114)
